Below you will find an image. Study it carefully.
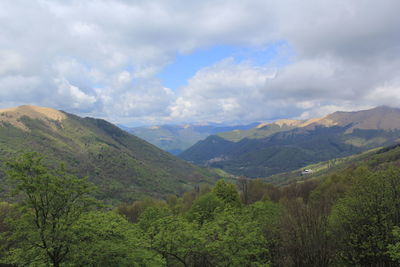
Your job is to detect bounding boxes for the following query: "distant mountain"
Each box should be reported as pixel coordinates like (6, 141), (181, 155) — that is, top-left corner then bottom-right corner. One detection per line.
(0, 105), (217, 203)
(217, 119), (302, 141)
(127, 123), (258, 155)
(180, 106), (400, 178)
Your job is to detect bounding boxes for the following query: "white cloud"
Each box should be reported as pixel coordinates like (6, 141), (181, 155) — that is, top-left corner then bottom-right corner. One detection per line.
(0, 0), (399, 124)
(55, 78), (96, 109)
(169, 58), (274, 123)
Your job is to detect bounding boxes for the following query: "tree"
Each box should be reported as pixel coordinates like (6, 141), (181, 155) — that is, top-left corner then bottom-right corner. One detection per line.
(117, 197), (167, 223)
(212, 180), (241, 207)
(388, 226), (400, 263)
(201, 208), (269, 266)
(245, 201), (283, 265)
(4, 152), (97, 267)
(0, 202), (19, 265)
(279, 198), (334, 267)
(330, 167), (400, 266)
(187, 192), (225, 225)
(65, 211), (163, 267)
(144, 215), (203, 267)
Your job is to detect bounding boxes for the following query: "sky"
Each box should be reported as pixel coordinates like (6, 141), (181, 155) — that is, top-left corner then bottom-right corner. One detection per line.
(0, 0), (400, 126)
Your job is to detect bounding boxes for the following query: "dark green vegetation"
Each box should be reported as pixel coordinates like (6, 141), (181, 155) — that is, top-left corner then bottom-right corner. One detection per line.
(3, 146), (400, 266)
(128, 123), (258, 155)
(0, 105), (217, 204)
(181, 106), (400, 178)
(263, 143), (400, 185)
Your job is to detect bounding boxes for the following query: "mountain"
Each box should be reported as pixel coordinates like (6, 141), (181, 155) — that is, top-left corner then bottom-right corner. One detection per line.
(217, 119), (302, 141)
(0, 105), (217, 203)
(180, 106), (400, 178)
(127, 123), (258, 155)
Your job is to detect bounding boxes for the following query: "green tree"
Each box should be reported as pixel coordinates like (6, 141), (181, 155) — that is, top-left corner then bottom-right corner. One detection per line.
(201, 208), (269, 266)
(145, 215), (203, 267)
(330, 167), (400, 266)
(65, 211), (163, 267)
(187, 192), (225, 225)
(245, 201), (283, 265)
(212, 180), (241, 207)
(4, 152), (97, 267)
(0, 202), (19, 265)
(388, 226), (400, 263)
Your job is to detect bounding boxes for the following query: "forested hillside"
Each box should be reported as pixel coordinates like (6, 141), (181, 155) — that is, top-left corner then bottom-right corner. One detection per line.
(2, 146), (400, 266)
(181, 106), (400, 178)
(0, 105), (216, 203)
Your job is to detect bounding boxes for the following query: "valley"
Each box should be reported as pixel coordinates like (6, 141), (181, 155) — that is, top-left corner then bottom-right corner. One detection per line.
(127, 122), (258, 155)
(180, 106), (400, 178)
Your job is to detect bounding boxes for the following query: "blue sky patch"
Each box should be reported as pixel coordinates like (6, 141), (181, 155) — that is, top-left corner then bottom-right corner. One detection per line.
(157, 41), (293, 90)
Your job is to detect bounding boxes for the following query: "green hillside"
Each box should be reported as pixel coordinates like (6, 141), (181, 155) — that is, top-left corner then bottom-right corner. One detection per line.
(264, 142), (400, 185)
(180, 106), (400, 178)
(0, 105), (217, 204)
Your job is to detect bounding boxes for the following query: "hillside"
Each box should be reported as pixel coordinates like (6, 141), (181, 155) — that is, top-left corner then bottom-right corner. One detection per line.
(180, 106), (400, 177)
(217, 120), (299, 141)
(275, 142), (400, 183)
(0, 105), (216, 203)
(127, 123), (258, 154)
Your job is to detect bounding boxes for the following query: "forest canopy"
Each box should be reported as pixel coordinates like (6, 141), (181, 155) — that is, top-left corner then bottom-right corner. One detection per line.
(1, 153), (400, 266)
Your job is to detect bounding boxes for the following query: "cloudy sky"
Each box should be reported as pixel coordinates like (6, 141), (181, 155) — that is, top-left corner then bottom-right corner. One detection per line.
(1, 0), (399, 126)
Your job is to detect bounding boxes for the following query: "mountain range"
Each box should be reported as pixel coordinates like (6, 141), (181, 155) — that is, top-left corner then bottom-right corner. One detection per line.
(0, 105), (217, 204)
(180, 106), (400, 178)
(126, 123), (258, 154)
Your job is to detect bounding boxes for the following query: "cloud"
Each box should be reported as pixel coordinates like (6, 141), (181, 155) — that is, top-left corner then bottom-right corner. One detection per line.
(170, 58), (275, 123)
(54, 78), (96, 110)
(0, 0), (399, 124)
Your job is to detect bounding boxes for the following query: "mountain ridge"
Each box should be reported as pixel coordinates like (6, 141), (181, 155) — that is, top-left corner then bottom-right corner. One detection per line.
(0, 105), (217, 203)
(180, 106), (400, 178)
(127, 122), (258, 154)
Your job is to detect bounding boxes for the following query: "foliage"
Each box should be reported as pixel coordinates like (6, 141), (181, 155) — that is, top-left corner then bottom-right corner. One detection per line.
(117, 197), (168, 223)
(4, 153), (97, 267)
(388, 226), (400, 263)
(330, 167), (400, 266)
(245, 201), (283, 264)
(0, 202), (18, 262)
(187, 192), (225, 224)
(65, 211), (163, 266)
(3, 145), (400, 266)
(146, 215), (203, 266)
(212, 180), (241, 207)
(279, 198), (334, 267)
(201, 208), (269, 266)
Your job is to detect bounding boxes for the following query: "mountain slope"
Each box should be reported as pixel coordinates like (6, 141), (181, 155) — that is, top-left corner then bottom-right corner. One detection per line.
(0, 105), (216, 203)
(127, 123), (258, 154)
(265, 143), (400, 186)
(180, 106), (400, 178)
(217, 120), (299, 141)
